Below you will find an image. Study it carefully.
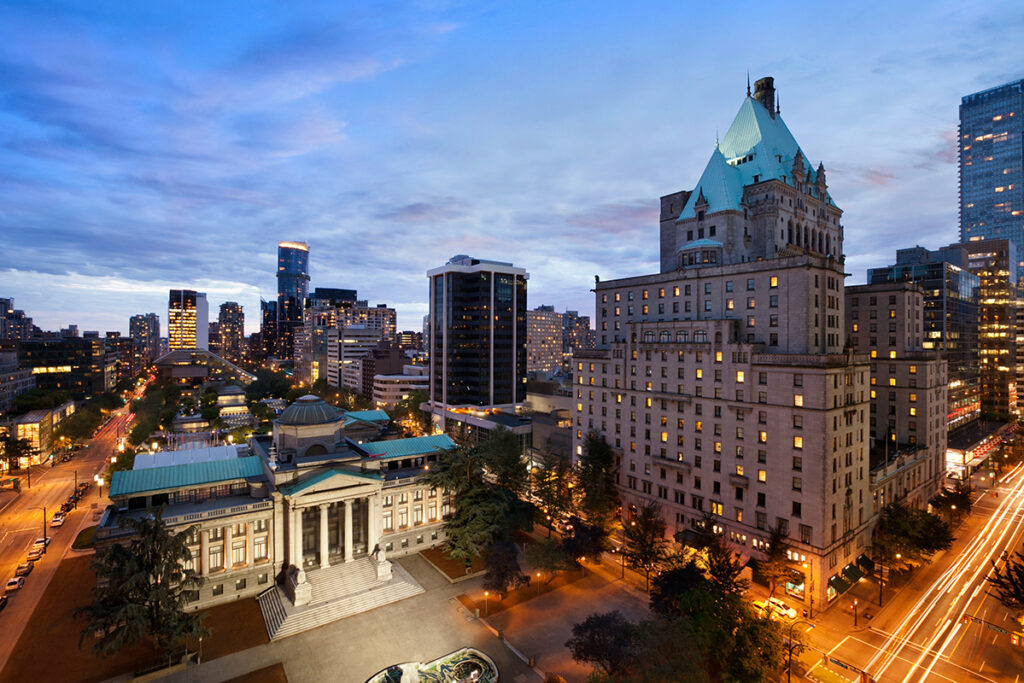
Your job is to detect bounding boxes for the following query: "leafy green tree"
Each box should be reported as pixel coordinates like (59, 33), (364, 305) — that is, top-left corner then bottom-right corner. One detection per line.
(704, 537), (750, 598)
(482, 428), (529, 497)
(875, 500), (953, 571)
(1, 435), (33, 469)
(525, 538), (572, 582)
(988, 543), (1024, 611)
(560, 515), (610, 565)
(757, 525), (795, 601)
(623, 501), (671, 591)
(440, 486), (514, 568)
(12, 388), (69, 414)
(391, 390), (430, 435)
(482, 540), (530, 599)
(77, 513), (207, 657)
(930, 482), (972, 517)
(565, 611), (637, 677)
(532, 450), (574, 537)
(245, 369), (292, 401)
(649, 560), (707, 617)
(576, 432), (619, 525)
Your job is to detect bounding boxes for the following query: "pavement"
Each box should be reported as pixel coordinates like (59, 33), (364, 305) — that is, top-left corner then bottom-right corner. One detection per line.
(0, 409), (129, 669)
(157, 553), (539, 683)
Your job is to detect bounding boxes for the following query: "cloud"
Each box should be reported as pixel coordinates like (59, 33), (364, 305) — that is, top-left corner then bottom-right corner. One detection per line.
(376, 197), (470, 222)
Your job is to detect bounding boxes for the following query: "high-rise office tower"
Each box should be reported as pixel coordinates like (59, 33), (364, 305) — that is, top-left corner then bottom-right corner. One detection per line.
(168, 289), (208, 350)
(576, 77), (870, 614)
(959, 79), (1024, 280)
(218, 302), (245, 364)
(428, 255), (528, 410)
(276, 241), (310, 360)
(260, 299), (278, 361)
(563, 310), (595, 356)
(129, 313), (161, 364)
(527, 305), (563, 374)
(0, 297), (34, 341)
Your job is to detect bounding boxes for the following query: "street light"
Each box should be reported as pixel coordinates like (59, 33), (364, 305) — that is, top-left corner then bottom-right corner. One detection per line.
(851, 598), (859, 627)
(801, 562), (815, 618)
(483, 591), (489, 617)
(536, 571), (542, 597)
(787, 621), (815, 683)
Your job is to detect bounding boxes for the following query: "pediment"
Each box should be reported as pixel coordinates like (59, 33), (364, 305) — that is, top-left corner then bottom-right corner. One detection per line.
(279, 467), (382, 499)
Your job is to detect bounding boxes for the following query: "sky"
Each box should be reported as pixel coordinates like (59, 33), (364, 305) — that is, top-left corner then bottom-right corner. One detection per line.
(1, 1), (1022, 335)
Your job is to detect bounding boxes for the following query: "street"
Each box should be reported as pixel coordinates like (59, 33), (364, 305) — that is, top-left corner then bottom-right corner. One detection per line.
(0, 408), (131, 669)
(804, 463), (1024, 682)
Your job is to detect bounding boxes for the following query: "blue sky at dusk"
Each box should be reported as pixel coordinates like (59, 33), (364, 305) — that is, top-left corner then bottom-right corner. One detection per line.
(1, 1), (1022, 334)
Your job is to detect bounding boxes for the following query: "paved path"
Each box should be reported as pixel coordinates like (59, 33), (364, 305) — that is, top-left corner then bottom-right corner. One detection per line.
(157, 553), (538, 683)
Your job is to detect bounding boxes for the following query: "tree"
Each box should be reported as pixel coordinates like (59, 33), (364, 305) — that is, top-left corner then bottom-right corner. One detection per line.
(482, 540), (530, 599)
(565, 611), (637, 676)
(12, 388), (69, 415)
(875, 501), (954, 571)
(989, 544), (1024, 611)
(930, 482), (972, 517)
(392, 390), (430, 435)
(704, 537), (750, 598)
(561, 515), (610, 565)
(649, 560), (707, 617)
(77, 512), (207, 657)
(757, 525), (795, 601)
(576, 432), (618, 525)
(1, 435), (33, 470)
(481, 428), (530, 497)
(623, 501), (671, 591)
(532, 450), (574, 537)
(440, 486), (514, 568)
(525, 538), (572, 582)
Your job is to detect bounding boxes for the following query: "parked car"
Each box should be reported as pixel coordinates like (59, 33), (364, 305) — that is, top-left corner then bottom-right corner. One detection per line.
(60, 502), (73, 514)
(0, 595), (8, 611)
(50, 514), (65, 528)
(5, 578), (24, 592)
(33, 537), (50, 548)
(26, 549), (43, 563)
(14, 563), (32, 577)
(766, 597), (798, 620)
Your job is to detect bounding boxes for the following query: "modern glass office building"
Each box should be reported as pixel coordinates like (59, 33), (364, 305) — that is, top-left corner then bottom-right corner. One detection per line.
(276, 241), (310, 359)
(960, 79), (1024, 279)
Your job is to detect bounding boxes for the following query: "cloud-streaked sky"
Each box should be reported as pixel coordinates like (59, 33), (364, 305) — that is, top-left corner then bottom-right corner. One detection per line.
(2, 1), (1022, 335)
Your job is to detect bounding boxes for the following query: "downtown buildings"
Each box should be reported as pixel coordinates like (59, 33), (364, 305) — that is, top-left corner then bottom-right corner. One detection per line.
(959, 79), (1024, 280)
(168, 289), (208, 351)
(218, 302), (245, 364)
(129, 312), (161, 366)
(276, 241), (310, 360)
(573, 78), (871, 611)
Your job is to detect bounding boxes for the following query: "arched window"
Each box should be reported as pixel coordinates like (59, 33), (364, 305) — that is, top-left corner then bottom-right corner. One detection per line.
(644, 330), (656, 343)
(694, 330), (708, 343)
(305, 444), (327, 457)
(677, 331), (689, 343)
(660, 331), (671, 343)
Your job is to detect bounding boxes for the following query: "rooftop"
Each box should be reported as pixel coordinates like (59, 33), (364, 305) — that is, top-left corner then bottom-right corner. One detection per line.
(277, 395), (343, 426)
(109, 455), (264, 498)
(358, 434), (457, 460)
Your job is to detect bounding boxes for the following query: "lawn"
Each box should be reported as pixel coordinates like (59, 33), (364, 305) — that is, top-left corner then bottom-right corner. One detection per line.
(421, 546), (486, 581)
(1, 555), (269, 683)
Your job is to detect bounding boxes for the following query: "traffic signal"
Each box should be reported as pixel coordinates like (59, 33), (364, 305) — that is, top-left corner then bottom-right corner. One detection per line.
(1012, 633), (1020, 647)
(961, 615), (970, 624)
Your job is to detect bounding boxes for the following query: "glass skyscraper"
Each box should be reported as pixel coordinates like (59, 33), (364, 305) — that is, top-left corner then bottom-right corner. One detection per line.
(959, 79), (1024, 279)
(276, 241), (310, 359)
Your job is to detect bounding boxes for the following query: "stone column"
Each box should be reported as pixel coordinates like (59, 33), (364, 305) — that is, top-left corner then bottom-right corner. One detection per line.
(246, 521), (254, 566)
(291, 505), (302, 568)
(319, 503), (330, 569)
(367, 495), (379, 554)
(343, 499), (353, 562)
(200, 529), (210, 577)
(224, 524), (234, 570)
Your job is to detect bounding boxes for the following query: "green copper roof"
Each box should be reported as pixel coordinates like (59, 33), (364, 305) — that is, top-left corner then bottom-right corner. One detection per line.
(679, 95), (835, 220)
(361, 434), (456, 459)
(109, 456), (263, 498)
(343, 409), (391, 427)
(678, 238), (723, 251)
(278, 467), (383, 496)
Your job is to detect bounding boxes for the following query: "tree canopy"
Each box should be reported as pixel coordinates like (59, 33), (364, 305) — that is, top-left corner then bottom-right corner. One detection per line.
(77, 512), (207, 657)
(989, 543), (1024, 612)
(622, 500), (671, 591)
(874, 500), (953, 571)
(576, 432), (619, 526)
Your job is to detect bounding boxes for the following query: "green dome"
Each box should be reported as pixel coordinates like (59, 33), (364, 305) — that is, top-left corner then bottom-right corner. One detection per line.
(277, 395), (342, 426)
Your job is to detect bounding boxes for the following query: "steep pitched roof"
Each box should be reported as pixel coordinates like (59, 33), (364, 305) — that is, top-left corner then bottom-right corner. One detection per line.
(679, 146), (744, 219)
(679, 95), (836, 221)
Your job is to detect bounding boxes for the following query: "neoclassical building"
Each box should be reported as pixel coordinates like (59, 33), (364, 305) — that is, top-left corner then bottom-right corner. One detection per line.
(99, 395), (455, 638)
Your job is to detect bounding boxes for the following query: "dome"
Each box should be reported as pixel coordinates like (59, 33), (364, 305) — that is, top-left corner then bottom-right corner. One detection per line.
(277, 395), (342, 426)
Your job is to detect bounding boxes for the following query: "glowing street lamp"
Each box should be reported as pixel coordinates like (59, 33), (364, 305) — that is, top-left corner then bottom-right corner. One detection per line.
(483, 590), (489, 616)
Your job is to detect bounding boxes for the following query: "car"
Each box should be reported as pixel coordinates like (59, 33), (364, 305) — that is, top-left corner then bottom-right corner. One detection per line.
(0, 595), (8, 611)
(60, 502), (73, 514)
(766, 597), (798, 620)
(14, 563), (32, 577)
(33, 537), (50, 548)
(26, 549), (43, 563)
(50, 515), (65, 528)
(5, 578), (24, 592)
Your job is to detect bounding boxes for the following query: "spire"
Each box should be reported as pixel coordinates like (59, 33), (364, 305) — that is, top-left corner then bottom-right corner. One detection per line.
(776, 93), (780, 115)
(746, 71), (751, 97)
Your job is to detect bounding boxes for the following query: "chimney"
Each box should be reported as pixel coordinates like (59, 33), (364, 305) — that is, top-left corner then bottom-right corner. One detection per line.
(753, 77), (775, 119)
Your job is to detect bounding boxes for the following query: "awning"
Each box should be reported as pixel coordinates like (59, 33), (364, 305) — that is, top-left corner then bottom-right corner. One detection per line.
(856, 554), (875, 574)
(829, 575), (852, 596)
(842, 563), (865, 583)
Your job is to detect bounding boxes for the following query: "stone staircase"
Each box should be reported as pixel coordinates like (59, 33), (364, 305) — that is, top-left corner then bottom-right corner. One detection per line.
(256, 558), (424, 641)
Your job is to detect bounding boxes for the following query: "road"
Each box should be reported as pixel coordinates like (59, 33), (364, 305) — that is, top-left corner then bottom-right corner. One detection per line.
(812, 463), (1024, 682)
(0, 408), (132, 669)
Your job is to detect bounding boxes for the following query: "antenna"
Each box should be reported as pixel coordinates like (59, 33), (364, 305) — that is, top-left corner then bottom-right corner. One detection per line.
(776, 93), (780, 115)
(746, 71), (751, 97)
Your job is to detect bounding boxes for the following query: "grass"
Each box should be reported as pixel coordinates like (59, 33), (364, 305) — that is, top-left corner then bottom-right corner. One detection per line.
(421, 546), (487, 580)
(1, 555), (269, 683)
(72, 525), (97, 550)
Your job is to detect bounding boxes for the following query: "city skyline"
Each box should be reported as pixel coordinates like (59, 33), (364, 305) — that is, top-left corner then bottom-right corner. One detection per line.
(1, 1), (1022, 335)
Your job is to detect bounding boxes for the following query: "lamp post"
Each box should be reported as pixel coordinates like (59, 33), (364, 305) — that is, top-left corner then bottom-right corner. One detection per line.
(852, 598), (858, 627)
(29, 506), (47, 546)
(787, 621), (815, 683)
(802, 561), (815, 618)
(536, 571), (542, 597)
(483, 591), (489, 617)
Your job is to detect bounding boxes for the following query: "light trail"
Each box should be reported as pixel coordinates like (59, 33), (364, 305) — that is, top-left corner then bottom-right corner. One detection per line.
(860, 462), (1024, 681)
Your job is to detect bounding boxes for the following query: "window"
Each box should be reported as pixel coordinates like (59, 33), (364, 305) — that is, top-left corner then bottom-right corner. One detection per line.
(770, 276), (778, 288)
(209, 546), (223, 572)
(235, 578), (247, 591)
(383, 510), (393, 531)
(793, 394), (803, 407)
(254, 518), (268, 533)
(793, 436), (803, 449)
(757, 470), (766, 482)
(231, 541), (246, 566)
(212, 584), (224, 597)
(736, 371), (745, 383)
(399, 508), (409, 528)
(747, 279), (755, 291)
(254, 536), (268, 561)
(792, 477), (802, 491)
